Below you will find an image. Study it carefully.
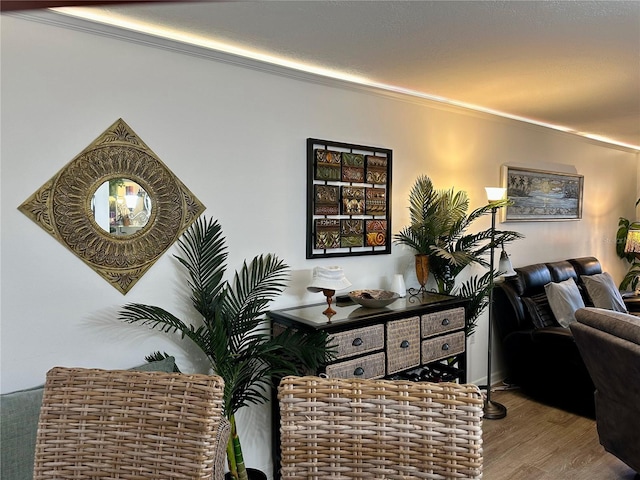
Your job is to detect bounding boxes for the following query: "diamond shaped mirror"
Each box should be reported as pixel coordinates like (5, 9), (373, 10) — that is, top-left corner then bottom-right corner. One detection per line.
(18, 118), (205, 294)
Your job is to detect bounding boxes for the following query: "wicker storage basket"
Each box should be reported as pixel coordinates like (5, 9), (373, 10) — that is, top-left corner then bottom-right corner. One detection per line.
(329, 324), (385, 360)
(33, 367), (228, 480)
(421, 307), (466, 338)
(278, 375), (483, 479)
(421, 331), (465, 364)
(324, 352), (386, 379)
(386, 316), (421, 374)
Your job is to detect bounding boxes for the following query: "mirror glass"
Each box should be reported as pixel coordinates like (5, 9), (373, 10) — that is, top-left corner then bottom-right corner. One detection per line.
(92, 179), (152, 236)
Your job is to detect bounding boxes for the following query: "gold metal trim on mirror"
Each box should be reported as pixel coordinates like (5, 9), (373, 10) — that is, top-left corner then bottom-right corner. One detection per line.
(18, 118), (206, 294)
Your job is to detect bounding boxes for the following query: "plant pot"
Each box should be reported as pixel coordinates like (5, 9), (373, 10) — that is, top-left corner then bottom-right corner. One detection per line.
(225, 468), (267, 480)
(415, 254), (430, 288)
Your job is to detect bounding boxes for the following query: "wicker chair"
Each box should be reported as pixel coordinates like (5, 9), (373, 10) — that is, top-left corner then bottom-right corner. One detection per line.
(33, 367), (230, 480)
(278, 376), (483, 479)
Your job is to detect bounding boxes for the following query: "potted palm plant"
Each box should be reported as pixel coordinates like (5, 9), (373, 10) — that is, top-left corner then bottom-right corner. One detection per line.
(394, 175), (522, 335)
(119, 216), (333, 480)
(393, 175), (450, 289)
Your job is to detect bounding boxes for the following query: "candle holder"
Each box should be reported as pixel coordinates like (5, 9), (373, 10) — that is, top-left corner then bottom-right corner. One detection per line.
(322, 288), (337, 317)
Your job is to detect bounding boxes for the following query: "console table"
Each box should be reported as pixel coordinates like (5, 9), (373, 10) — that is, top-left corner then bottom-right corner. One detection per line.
(269, 292), (470, 478)
(269, 291), (469, 382)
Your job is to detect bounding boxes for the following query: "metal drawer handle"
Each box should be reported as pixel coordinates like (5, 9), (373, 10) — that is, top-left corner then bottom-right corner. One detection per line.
(442, 343), (450, 351)
(400, 340), (410, 349)
(352, 337), (363, 347)
(441, 318), (450, 326)
(354, 367), (365, 376)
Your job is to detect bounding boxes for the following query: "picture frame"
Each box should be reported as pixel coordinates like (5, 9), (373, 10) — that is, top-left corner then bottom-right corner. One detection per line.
(501, 165), (584, 222)
(307, 138), (392, 259)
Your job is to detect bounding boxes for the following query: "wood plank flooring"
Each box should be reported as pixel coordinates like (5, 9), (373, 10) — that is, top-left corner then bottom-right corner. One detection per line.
(482, 387), (637, 480)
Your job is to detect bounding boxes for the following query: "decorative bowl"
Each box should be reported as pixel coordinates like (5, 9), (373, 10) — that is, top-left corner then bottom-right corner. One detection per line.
(348, 290), (400, 309)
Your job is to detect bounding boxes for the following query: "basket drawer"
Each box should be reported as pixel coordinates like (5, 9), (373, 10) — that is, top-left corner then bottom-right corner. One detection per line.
(421, 331), (465, 364)
(324, 352), (386, 379)
(421, 307), (465, 338)
(329, 324), (384, 360)
(386, 316), (420, 374)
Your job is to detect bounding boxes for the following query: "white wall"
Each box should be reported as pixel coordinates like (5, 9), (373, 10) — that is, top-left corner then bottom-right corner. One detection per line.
(1, 13), (638, 477)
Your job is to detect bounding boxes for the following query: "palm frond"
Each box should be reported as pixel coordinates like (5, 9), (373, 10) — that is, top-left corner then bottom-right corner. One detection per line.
(452, 272), (494, 337)
(408, 175), (437, 225)
(119, 303), (211, 354)
(436, 188), (469, 230)
(175, 216), (228, 318)
(394, 225), (426, 253)
(223, 327), (334, 416)
(223, 254), (289, 352)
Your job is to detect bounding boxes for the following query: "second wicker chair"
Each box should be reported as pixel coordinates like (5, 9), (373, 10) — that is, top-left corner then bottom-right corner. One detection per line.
(278, 375), (483, 479)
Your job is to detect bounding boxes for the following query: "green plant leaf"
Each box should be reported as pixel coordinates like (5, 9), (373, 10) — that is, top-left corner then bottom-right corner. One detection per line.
(117, 215), (333, 475)
(620, 261), (640, 290)
(395, 175), (523, 334)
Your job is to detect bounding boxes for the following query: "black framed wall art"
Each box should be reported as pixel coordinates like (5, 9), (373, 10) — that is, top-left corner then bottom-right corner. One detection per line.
(307, 138), (392, 259)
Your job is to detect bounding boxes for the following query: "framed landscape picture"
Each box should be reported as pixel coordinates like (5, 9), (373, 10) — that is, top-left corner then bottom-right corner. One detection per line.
(502, 165), (584, 222)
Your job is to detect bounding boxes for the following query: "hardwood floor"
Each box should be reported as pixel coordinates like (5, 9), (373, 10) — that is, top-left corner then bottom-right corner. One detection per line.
(482, 387), (637, 480)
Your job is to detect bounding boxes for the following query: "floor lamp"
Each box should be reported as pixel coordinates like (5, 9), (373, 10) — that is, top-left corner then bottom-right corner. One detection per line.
(484, 187), (508, 420)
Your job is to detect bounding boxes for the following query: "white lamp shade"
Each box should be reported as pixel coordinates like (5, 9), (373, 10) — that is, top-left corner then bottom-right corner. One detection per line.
(485, 187), (506, 202)
(499, 249), (517, 277)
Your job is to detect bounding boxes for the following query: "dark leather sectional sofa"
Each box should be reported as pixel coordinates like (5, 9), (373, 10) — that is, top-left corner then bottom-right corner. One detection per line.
(492, 256), (604, 417)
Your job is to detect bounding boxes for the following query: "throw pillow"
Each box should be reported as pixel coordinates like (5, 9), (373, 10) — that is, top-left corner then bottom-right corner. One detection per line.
(581, 272), (628, 313)
(545, 278), (585, 328)
(131, 355), (177, 373)
(522, 293), (558, 328)
(0, 385), (44, 480)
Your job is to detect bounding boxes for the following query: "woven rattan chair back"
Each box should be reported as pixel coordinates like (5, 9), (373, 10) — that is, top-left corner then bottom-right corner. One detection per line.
(33, 367), (229, 480)
(278, 376), (483, 479)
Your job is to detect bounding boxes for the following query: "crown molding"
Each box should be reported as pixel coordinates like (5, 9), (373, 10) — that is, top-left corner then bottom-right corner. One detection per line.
(6, 9), (639, 154)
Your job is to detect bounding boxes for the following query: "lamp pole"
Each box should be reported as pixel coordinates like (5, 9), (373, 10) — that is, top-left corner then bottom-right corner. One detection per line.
(485, 190), (507, 420)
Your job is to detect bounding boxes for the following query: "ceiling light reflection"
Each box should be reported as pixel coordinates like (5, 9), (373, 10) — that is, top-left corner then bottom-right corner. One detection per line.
(51, 7), (639, 151)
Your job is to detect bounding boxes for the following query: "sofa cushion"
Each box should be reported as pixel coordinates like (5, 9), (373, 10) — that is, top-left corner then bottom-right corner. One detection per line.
(0, 385), (44, 480)
(547, 260), (578, 283)
(522, 292), (558, 328)
(130, 355), (177, 373)
(569, 257), (603, 277)
(514, 263), (553, 296)
(0, 356), (177, 480)
(581, 272), (627, 313)
(545, 278), (585, 328)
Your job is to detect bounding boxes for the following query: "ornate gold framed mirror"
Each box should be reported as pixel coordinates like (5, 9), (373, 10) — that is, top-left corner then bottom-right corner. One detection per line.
(18, 118), (206, 294)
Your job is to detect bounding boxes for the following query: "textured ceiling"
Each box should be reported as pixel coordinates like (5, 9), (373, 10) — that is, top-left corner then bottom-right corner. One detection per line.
(42, 1), (640, 149)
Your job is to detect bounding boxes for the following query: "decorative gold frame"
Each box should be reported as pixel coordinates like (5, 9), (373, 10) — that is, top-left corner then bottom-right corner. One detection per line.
(18, 119), (205, 294)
